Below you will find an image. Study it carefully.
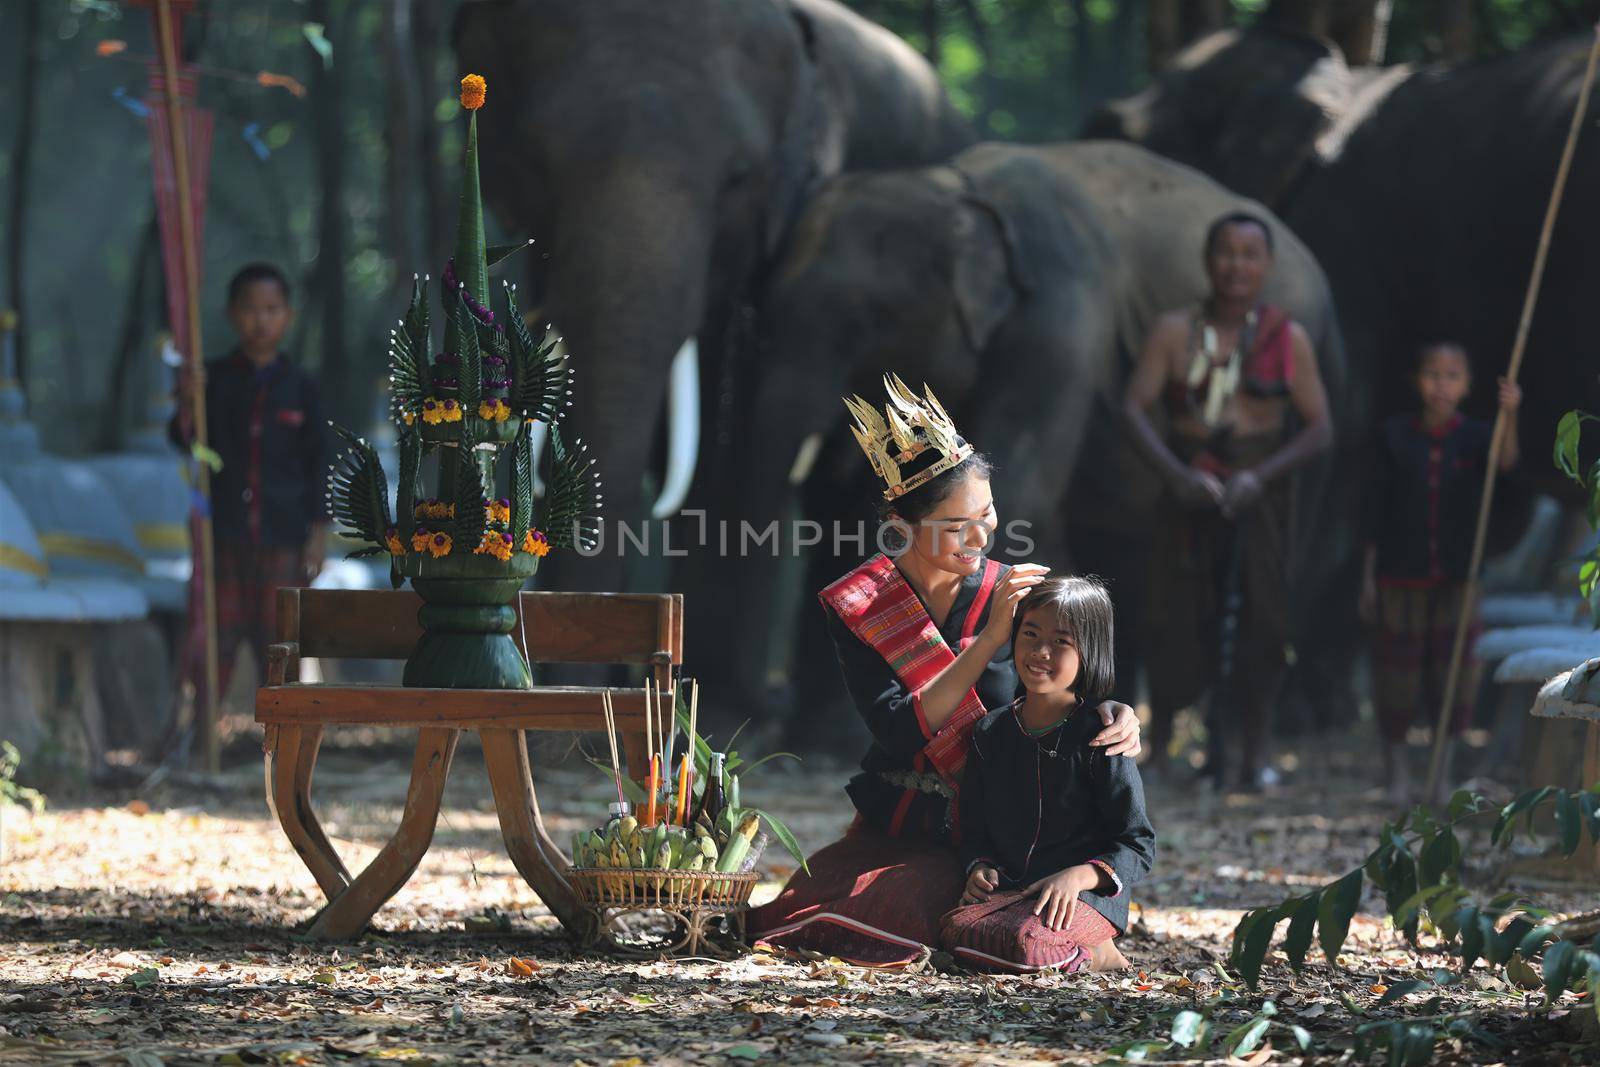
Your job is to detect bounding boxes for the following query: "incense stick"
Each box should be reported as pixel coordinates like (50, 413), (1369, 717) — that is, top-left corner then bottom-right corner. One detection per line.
(600, 689), (624, 806)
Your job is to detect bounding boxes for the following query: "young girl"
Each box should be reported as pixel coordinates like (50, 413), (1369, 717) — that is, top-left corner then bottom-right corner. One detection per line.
(1360, 342), (1521, 802)
(940, 577), (1156, 973)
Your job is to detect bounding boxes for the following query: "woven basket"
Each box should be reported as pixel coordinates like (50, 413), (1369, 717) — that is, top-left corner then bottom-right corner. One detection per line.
(568, 867), (758, 911)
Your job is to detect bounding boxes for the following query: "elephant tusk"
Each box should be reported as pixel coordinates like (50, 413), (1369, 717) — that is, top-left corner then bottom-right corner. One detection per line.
(651, 337), (700, 520)
(788, 432), (823, 486)
(527, 419), (547, 497)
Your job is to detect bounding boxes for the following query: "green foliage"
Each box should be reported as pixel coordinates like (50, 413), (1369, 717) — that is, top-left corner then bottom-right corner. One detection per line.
(1226, 783), (1600, 1062)
(0, 742), (45, 814)
(1103, 999), (1311, 1062)
(1555, 410), (1600, 625)
(327, 425), (393, 553)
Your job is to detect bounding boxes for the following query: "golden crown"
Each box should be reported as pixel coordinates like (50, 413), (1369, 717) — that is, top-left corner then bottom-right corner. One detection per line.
(843, 374), (974, 501)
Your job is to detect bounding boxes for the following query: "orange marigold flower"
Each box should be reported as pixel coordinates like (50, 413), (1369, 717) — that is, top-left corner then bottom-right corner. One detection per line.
(421, 398), (444, 425)
(427, 532), (453, 559)
(441, 399), (463, 423)
(384, 528), (405, 555)
(522, 529), (551, 558)
(460, 74), (487, 111)
(411, 527), (431, 553)
(402, 411), (416, 426)
(474, 530), (512, 562)
(478, 398), (510, 422)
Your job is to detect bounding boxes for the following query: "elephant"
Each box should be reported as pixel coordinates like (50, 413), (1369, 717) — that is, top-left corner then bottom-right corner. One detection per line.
(454, 0), (973, 711)
(1087, 26), (1600, 502)
(742, 140), (1351, 745)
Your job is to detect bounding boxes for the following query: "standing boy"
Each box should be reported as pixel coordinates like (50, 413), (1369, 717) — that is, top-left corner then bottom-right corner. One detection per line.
(170, 263), (327, 706)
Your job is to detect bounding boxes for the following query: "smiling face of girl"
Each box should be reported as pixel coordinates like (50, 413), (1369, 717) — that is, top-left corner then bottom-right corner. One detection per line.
(1014, 604), (1082, 699)
(895, 470), (997, 577)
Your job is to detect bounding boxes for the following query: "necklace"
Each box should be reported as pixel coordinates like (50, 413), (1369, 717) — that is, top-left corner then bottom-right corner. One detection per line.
(1010, 698), (1071, 758)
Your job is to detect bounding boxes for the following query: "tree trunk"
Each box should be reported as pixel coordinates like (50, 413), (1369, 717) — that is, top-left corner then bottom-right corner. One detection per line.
(412, 0), (451, 273)
(1146, 0), (1182, 72)
(103, 216), (162, 450)
(1435, 0), (1475, 59)
(382, 0), (421, 299)
(310, 0), (351, 427)
(5, 0), (40, 387)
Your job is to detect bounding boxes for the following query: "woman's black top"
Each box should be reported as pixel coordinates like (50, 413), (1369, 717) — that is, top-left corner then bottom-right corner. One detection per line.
(822, 561), (1016, 844)
(958, 702), (1155, 933)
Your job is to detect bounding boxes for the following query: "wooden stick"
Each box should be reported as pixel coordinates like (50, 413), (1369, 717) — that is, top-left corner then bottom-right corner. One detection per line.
(643, 679), (654, 768)
(1425, 22), (1600, 799)
(153, 0), (221, 774)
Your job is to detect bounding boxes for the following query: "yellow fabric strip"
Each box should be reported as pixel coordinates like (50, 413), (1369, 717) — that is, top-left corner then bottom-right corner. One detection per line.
(135, 522), (189, 553)
(36, 532), (142, 572)
(0, 542), (49, 578)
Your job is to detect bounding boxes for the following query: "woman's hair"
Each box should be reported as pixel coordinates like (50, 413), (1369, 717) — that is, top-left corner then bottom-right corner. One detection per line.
(228, 262), (292, 306)
(876, 450), (994, 530)
(1011, 575), (1115, 701)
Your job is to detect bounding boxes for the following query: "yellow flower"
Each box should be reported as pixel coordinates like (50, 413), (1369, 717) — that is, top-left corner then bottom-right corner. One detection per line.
(427, 532), (453, 559)
(421, 399), (444, 425)
(411, 527), (431, 553)
(402, 411), (415, 426)
(385, 528), (405, 555)
(522, 529), (551, 558)
(442, 399), (463, 423)
(474, 530), (513, 562)
(478, 398), (510, 422)
(460, 74), (487, 111)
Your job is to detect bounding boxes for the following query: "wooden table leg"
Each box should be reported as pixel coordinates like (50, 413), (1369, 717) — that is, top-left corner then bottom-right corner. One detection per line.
(480, 728), (595, 940)
(265, 723), (352, 900)
(305, 727), (459, 941)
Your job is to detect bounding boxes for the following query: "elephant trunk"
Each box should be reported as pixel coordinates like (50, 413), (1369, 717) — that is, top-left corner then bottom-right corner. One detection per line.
(541, 173), (715, 586)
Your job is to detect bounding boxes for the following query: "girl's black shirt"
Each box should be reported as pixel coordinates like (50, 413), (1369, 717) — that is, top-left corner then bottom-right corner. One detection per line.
(958, 701), (1156, 933)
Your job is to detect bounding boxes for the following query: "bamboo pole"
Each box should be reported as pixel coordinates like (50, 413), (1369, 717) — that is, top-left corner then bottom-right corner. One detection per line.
(154, 0), (221, 774)
(1425, 23), (1600, 799)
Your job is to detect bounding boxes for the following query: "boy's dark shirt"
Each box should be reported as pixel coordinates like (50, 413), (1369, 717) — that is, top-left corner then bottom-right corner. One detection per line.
(169, 351), (327, 548)
(958, 703), (1156, 934)
(1370, 413), (1494, 582)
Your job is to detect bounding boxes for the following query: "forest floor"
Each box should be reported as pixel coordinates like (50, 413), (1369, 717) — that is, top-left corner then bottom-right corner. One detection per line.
(1, 729), (1595, 1066)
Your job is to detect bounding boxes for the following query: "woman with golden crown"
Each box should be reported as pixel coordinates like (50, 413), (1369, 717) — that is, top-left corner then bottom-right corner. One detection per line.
(747, 375), (1143, 967)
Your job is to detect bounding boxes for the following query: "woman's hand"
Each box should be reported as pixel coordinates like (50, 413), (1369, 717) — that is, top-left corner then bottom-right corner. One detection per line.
(1090, 701), (1142, 757)
(961, 864), (999, 905)
(980, 563), (1050, 649)
(1028, 864), (1099, 931)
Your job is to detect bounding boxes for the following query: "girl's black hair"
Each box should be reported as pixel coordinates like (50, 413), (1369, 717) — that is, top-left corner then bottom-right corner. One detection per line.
(1011, 575), (1115, 703)
(227, 262), (292, 306)
(875, 450), (994, 550)
(1203, 211), (1274, 257)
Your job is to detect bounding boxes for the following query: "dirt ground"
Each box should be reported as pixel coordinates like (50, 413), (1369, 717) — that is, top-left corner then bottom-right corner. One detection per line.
(1, 731), (1594, 1066)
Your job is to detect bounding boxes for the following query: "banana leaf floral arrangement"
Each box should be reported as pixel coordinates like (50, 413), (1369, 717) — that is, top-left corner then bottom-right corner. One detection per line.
(323, 75), (601, 689)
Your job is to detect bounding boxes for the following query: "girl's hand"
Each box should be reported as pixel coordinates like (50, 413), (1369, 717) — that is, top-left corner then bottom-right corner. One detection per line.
(1220, 469), (1264, 519)
(981, 563), (1050, 648)
(1176, 467), (1224, 509)
(1090, 701), (1142, 757)
(1028, 865), (1099, 931)
(961, 864), (999, 905)
(1498, 377), (1522, 412)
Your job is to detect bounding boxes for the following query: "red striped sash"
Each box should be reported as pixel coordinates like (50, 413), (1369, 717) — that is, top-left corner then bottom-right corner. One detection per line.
(821, 553), (1002, 787)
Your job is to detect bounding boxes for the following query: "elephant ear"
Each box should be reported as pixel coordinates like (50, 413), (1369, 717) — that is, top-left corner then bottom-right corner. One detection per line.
(951, 198), (1024, 353)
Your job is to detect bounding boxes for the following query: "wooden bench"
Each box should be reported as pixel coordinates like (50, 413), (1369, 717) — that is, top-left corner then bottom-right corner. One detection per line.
(255, 587), (682, 940)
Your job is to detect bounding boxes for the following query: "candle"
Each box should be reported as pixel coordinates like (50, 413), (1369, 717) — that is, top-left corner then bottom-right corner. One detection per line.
(645, 754), (660, 825)
(675, 754), (692, 826)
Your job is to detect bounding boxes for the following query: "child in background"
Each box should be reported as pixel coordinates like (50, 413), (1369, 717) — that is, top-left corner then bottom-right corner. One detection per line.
(940, 577), (1155, 973)
(169, 263), (327, 706)
(1361, 342), (1521, 803)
